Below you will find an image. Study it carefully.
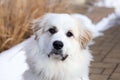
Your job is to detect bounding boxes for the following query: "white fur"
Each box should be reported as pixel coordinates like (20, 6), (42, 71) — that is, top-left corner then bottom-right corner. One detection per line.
(23, 13), (93, 80)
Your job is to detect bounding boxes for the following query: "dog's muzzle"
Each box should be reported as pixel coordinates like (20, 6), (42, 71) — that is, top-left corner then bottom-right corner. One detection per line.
(48, 49), (68, 61)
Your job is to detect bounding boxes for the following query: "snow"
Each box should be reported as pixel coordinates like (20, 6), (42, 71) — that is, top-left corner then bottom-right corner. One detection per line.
(96, 0), (120, 14)
(0, 51), (26, 80)
(95, 13), (117, 31)
(95, 0), (120, 25)
(0, 38), (32, 80)
(1, 1), (120, 79)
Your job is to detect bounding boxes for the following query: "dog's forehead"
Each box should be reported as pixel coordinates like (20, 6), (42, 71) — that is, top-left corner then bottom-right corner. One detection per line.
(46, 14), (78, 30)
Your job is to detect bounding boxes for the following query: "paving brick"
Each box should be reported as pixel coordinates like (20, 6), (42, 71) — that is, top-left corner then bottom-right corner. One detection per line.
(90, 68), (104, 74)
(103, 58), (120, 63)
(93, 54), (104, 62)
(110, 73), (120, 80)
(91, 49), (101, 55)
(103, 69), (114, 75)
(115, 64), (120, 73)
(91, 62), (117, 69)
(110, 49), (120, 54)
(107, 52), (120, 58)
(99, 48), (111, 55)
(90, 74), (108, 80)
(101, 43), (115, 48)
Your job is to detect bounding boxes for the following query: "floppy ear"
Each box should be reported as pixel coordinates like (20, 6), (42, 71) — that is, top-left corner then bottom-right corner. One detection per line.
(31, 17), (45, 40)
(71, 14), (92, 49)
(80, 29), (92, 49)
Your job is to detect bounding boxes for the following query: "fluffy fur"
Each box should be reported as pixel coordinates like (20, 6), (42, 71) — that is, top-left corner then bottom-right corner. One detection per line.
(23, 13), (93, 80)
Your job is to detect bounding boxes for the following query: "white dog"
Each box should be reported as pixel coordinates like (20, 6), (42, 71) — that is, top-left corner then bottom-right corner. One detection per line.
(23, 13), (93, 80)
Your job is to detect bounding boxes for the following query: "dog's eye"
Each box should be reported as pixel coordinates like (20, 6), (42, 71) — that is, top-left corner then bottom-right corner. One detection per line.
(66, 31), (73, 37)
(48, 27), (57, 34)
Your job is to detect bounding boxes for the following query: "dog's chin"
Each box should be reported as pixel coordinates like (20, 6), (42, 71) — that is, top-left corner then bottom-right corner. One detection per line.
(48, 49), (68, 61)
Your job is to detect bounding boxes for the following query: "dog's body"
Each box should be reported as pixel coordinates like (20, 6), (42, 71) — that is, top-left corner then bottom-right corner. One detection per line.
(23, 13), (93, 80)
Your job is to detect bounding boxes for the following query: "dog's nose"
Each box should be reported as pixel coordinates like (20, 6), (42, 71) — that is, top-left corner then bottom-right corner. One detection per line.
(53, 41), (63, 50)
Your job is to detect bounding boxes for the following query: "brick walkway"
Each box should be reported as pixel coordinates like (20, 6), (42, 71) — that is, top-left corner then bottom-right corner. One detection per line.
(90, 25), (120, 80)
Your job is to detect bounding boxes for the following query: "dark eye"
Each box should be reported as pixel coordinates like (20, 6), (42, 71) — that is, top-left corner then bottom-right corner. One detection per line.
(48, 27), (56, 34)
(66, 31), (73, 37)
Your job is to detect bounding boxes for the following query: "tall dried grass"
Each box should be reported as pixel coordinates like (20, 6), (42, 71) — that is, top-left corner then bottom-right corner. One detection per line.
(0, 0), (71, 52)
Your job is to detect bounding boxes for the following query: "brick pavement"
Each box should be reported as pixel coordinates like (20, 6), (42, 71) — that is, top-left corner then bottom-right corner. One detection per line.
(90, 25), (120, 80)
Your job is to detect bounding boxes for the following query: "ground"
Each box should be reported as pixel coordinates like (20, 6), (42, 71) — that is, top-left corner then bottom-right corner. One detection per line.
(90, 25), (120, 80)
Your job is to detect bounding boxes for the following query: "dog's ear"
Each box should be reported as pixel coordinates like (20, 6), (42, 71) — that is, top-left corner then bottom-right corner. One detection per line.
(70, 14), (92, 49)
(31, 17), (45, 40)
(31, 13), (53, 40)
(80, 29), (92, 49)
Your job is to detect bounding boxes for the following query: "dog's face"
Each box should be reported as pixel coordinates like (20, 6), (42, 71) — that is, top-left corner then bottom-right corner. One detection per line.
(32, 13), (92, 61)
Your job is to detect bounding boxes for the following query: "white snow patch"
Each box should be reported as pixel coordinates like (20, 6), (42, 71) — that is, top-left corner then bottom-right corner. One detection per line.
(95, 0), (120, 25)
(95, 13), (117, 31)
(0, 38), (34, 80)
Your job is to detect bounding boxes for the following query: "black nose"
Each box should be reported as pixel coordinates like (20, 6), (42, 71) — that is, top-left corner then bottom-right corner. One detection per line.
(53, 41), (63, 50)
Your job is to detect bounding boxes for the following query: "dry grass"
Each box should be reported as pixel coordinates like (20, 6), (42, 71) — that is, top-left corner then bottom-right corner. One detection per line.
(0, 0), (72, 52)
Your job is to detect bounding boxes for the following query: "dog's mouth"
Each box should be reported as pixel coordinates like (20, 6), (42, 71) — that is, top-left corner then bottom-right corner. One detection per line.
(48, 49), (68, 61)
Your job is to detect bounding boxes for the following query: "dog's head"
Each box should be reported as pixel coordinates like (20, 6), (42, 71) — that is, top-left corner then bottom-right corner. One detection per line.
(32, 13), (92, 61)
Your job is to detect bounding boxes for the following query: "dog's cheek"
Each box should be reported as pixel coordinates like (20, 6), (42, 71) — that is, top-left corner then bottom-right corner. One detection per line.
(65, 39), (77, 54)
(37, 34), (49, 50)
